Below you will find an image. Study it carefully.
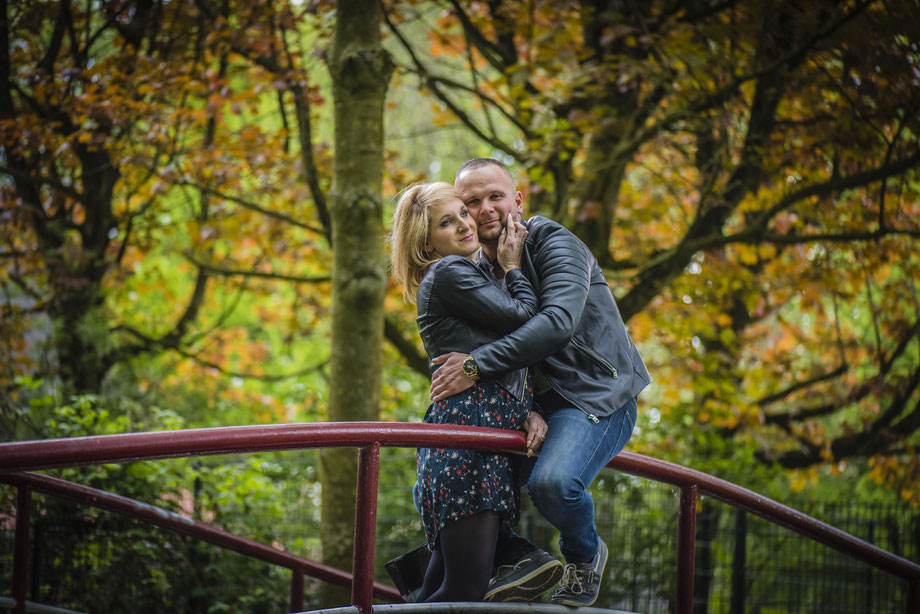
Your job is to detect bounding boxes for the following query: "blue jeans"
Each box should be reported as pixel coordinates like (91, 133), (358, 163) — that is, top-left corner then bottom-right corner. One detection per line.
(501, 397), (637, 564)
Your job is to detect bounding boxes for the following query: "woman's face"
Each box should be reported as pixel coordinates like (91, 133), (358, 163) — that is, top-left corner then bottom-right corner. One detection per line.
(427, 198), (479, 259)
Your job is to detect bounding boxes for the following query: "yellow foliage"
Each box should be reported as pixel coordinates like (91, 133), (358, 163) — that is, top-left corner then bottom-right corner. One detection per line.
(736, 245), (760, 266)
(788, 467), (819, 493)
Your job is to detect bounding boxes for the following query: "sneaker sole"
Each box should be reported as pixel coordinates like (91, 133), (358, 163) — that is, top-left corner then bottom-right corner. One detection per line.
(484, 560), (564, 602)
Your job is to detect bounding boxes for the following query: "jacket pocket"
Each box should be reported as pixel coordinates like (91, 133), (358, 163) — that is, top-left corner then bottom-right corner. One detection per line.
(570, 338), (618, 378)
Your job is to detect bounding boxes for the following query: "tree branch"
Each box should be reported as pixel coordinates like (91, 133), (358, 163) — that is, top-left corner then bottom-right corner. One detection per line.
(888, 396), (920, 439)
(679, 149), (920, 254)
(175, 346), (328, 382)
(752, 149), (920, 234)
(172, 179), (326, 234)
(763, 320), (920, 431)
(185, 253), (331, 284)
(627, 0), (874, 160)
(193, 0), (331, 242)
(445, 0), (514, 72)
(382, 8), (524, 161)
(113, 325), (328, 382)
(403, 65), (531, 136)
(384, 315), (429, 377)
(758, 228), (920, 245)
(3, 271), (44, 303)
(0, 165), (85, 204)
(37, 0), (68, 78)
(757, 364), (848, 408)
(789, 364), (920, 466)
(282, 36), (332, 244)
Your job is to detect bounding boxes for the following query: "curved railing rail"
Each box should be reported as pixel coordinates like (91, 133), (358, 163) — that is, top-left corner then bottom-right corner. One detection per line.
(1, 421), (918, 614)
(0, 471), (401, 613)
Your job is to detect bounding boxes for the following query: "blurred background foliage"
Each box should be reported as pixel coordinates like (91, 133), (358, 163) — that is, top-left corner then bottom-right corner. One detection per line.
(2, 0), (919, 611)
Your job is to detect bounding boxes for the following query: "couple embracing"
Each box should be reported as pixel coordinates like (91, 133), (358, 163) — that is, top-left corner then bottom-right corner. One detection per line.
(389, 158), (651, 606)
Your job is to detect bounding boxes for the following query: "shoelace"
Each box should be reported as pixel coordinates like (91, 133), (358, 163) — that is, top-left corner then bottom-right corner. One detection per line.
(559, 563), (584, 595)
(500, 557), (532, 572)
(489, 557), (533, 585)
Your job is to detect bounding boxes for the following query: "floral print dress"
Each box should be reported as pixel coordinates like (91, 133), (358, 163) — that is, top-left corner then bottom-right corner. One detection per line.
(414, 378), (533, 547)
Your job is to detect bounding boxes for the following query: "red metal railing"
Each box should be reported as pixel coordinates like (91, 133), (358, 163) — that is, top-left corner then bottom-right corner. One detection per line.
(1, 421), (918, 614)
(0, 471), (400, 613)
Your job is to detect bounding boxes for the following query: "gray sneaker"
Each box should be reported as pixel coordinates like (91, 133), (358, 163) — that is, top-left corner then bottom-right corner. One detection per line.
(550, 537), (608, 607)
(484, 548), (563, 602)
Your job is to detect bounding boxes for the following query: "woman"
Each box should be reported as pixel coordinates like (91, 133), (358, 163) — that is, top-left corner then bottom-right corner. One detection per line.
(390, 182), (543, 602)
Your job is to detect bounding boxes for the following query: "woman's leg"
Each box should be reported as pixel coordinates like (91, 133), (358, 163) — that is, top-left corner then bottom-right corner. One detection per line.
(415, 548), (444, 603)
(424, 511), (500, 602)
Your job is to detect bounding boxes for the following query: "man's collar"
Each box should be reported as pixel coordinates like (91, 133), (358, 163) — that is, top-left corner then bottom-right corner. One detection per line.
(477, 246), (498, 262)
(476, 248), (501, 277)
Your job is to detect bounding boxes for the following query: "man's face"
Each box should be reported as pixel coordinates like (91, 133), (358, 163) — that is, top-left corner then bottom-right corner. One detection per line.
(454, 164), (523, 247)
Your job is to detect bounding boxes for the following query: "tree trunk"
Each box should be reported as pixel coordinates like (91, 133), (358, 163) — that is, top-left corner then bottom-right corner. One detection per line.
(319, 1), (393, 607)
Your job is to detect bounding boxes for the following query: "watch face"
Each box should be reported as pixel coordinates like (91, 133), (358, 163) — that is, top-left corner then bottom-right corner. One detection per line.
(463, 356), (477, 377)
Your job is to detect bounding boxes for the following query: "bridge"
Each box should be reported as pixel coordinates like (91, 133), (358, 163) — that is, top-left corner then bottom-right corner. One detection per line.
(1, 422), (918, 613)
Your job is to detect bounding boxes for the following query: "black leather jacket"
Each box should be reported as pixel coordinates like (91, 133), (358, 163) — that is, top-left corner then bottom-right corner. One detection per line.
(471, 216), (651, 420)
(415, 255), (537, 401)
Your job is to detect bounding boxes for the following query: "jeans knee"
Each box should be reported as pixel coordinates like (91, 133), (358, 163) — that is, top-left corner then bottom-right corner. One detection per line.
(529, 468), (581, 507)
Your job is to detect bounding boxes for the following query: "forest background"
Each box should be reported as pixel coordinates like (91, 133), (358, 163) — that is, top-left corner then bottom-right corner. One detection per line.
(2, 0), (919, 612)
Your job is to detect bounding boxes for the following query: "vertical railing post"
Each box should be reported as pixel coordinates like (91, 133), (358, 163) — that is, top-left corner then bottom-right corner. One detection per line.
(907, 579), (918, 614)
(676, 484), (697, 614)
(289, 565), (304, 613)
(13, 485), (32, 614)
(352, 443), (380, 614)
(865, 520), (874, 613)
(730, 508), (747, 614)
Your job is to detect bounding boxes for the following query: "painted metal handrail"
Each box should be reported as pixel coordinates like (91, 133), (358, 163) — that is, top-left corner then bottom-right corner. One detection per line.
(1, 421), (918, 614)
(0, 471), (401, 613)
(0, 422), (523, 471)
(0, 596), (84, 614)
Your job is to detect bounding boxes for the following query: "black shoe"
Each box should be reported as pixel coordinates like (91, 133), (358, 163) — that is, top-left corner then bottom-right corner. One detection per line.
(550, 537), (608, 607)
(484, 548), (563, 602)
(402, 587), (423, 603)
(384, 543), (431, 601)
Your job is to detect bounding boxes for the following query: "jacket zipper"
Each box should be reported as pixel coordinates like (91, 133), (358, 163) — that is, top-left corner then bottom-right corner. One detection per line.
(570, 339), (618, 378)
(540, 340), (621, 423)
(543, 373), (600, 423)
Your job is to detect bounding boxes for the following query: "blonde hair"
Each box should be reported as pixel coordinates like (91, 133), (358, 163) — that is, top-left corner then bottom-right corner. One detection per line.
(390, 181), (463, 303)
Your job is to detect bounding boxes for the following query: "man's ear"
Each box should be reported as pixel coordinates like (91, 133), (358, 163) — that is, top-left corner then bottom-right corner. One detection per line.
(514, 191), (524, 219)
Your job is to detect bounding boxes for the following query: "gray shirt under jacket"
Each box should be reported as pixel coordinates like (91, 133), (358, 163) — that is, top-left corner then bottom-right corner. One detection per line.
(415, 255), (537, 401)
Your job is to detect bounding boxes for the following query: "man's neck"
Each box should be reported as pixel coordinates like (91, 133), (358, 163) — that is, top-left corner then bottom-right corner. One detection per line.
(480, 242), (498, 262)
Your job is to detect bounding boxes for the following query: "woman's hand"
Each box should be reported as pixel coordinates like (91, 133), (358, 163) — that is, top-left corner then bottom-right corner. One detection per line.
(496, 213), (529, 272)
(523, 411), (548, 457)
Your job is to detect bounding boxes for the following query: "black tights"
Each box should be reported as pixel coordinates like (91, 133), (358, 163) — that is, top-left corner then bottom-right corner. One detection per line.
(417, 511), (500, 602)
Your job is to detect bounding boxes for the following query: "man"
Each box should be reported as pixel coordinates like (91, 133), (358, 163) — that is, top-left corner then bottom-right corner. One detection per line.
(429, 158), (651, 606)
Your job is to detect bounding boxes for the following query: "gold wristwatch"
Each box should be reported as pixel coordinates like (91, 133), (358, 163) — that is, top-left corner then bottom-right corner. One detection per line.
(462, 354), (480, 382)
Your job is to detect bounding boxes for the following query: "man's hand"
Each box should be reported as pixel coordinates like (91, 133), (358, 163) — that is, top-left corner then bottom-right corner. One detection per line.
(523, 411), (548, 456)
(430, 352), (475, 401)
